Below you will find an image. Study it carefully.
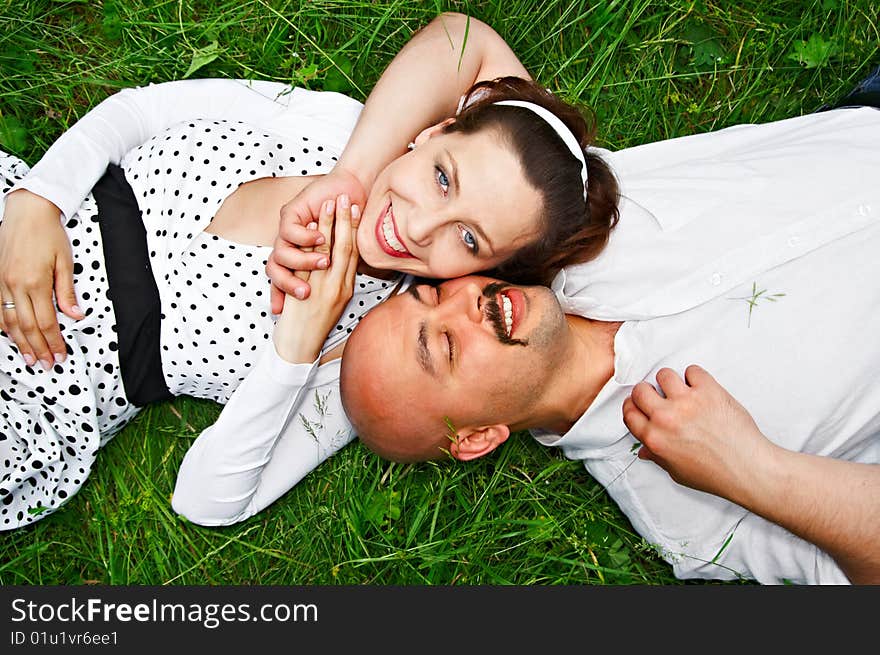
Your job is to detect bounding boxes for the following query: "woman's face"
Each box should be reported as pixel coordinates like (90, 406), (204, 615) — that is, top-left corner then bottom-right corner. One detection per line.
(356, 127), (544, 278)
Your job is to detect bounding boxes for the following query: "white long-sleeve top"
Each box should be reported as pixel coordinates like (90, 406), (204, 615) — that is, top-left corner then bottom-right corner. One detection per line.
(5, 79), (404, 526)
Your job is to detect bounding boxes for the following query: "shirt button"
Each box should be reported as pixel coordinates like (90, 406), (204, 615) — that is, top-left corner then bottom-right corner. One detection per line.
(858, 204), (871, 217)
(710, 272), (722, 286)
(787, 236), (800, 247)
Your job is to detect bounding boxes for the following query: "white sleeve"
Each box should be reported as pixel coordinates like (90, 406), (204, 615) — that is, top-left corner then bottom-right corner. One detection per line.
(171, 341), (355, 526)
(7, 78), (315, 221)
(696, 511), (851, 585)
(589, 455), (851, 585)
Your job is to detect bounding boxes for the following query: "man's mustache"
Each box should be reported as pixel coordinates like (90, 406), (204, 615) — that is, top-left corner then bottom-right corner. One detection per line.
(482, 281), (528, 347)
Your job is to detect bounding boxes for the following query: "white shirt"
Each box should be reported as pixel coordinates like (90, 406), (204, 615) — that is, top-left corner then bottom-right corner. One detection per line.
(561, 107), (879, 320)
(536, 106), (880, 584)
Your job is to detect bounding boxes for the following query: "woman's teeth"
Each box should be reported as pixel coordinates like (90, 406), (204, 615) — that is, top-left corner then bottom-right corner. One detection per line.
(502, 293), (513, 337)
(382, 209), (408, 254)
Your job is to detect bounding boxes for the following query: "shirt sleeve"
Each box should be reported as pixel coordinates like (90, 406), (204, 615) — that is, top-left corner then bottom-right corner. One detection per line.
(7, 78), (312, 221)
(170, 340), (356, 526)
(685, 510), (851, 585)
(586, 454), (850, 585)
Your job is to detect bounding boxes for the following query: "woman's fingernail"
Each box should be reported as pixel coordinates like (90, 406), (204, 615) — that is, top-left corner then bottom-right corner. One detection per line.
(318, 258), (329, 269)
(71, 305), (83, 316)
(324, 200), (334, 214)
(40, 359), (52, 371)
(307, 222), (318, 231)
(295, 288), (306, 300)
(339, 194), (350, 209)
(23, 354), (35, 367)
(54, 353), (65, 364)
(314, 235), (325, 245)
(351, 204), (361, 219)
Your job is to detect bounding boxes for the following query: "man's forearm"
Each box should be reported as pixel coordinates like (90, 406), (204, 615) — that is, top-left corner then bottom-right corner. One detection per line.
(337, 12), (530, 189)
(741, 446), (880, 584)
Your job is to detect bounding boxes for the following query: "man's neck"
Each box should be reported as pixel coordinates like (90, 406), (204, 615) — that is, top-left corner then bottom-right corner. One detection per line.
(527, 314), (621, 435)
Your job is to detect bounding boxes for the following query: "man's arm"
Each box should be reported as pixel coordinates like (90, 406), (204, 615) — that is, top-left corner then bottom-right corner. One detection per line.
(623, 364), (880, 584)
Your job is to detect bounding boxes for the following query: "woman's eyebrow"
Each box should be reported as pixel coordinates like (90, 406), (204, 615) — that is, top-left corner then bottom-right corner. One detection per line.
(444, 148), (460, 193)
(445, 148), (495, 257)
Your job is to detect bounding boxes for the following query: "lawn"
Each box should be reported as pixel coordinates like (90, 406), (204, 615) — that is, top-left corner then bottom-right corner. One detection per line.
(0, 0), (877, 585)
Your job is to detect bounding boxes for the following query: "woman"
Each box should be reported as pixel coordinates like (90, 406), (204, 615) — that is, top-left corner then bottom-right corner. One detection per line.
(0, 14), (618, 529)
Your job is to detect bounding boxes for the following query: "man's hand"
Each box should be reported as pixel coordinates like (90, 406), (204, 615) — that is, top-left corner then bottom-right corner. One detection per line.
(0, 189), (83, 369)
(267, 168), (366, 313)
(622, 365), (775, 505)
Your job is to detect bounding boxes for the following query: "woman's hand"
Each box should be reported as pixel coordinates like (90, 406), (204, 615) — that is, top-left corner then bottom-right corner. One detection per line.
(622, 365), (775, 507)
(0, 189), (83, 369)
(266, 168), (366, 312)
(272, 193), (360, 364)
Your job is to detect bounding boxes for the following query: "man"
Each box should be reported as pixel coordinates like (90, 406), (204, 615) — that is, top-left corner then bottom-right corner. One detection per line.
(339, 102), (880, 585)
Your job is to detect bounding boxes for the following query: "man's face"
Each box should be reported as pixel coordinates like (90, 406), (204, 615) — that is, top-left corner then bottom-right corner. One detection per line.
(341, 275), (569, 461)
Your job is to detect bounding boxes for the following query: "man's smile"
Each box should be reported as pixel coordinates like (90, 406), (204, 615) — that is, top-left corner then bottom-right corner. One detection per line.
(482, 282), (527, 346)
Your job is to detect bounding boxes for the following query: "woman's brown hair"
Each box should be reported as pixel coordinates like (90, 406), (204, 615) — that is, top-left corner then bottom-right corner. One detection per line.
(447, 76), (619, 286)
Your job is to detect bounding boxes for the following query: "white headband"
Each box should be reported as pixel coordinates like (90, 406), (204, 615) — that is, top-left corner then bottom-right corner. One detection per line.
(494, 100), (589, 202)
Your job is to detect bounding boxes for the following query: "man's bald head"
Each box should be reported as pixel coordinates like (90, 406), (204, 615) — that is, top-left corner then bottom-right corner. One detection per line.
(340, 276), (570, 463)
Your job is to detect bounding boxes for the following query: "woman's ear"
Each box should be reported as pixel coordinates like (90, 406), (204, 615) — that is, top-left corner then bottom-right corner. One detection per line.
(412, 117), (456, 148)
(449, 424), (510, 462)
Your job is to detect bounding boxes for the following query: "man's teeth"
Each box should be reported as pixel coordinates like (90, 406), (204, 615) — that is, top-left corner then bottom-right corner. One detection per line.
(502, 294), (513, 337)
(382, 210), (408, 253)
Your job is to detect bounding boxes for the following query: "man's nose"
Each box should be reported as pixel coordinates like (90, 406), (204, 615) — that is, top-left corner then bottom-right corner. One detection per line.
(440, 282), (484, 324)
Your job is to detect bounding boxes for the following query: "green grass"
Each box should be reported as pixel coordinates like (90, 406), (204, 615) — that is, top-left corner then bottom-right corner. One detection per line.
(0, 0), (877, 585)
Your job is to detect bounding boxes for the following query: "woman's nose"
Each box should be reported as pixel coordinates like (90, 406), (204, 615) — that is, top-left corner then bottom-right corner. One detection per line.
(405, 207), (442, 246)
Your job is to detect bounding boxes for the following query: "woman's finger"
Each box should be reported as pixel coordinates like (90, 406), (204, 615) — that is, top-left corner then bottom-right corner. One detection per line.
(314, 199), (335, 258)
(31, 291), (67, 363)
(0, 288), (39, 369)
(326, 195), (355, 287)
(277, 222), (326, 249)
(333, 195), (352, 253)
(14, 291), (54, 370)
(266, 256), (312, 305)
(340, 203), (361, 287)
(53, 254), (84, 321)
(269, 244), (330, 272)
(347, 204), (361, 271)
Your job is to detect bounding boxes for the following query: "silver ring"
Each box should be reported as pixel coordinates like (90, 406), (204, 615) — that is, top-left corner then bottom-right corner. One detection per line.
(1, 301), (15, 310)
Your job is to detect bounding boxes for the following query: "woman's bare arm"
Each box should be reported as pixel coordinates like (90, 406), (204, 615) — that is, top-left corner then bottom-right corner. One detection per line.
(268, 12), (530, 305)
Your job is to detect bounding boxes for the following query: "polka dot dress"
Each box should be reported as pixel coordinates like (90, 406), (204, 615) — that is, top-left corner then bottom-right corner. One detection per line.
(0, 120), (398, 529)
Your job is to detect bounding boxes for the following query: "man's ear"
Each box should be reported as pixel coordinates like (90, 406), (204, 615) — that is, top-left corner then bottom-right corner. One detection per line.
(449, 425), (510, 462)
(412, 117), (456, 148)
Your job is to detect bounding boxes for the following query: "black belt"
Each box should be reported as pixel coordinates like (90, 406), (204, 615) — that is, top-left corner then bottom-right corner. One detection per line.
(92, 164), (172, 407)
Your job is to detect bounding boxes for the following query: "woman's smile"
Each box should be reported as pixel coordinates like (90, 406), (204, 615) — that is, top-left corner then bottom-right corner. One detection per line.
(375, 200), (414, 258)
(356, 130), (543, 278)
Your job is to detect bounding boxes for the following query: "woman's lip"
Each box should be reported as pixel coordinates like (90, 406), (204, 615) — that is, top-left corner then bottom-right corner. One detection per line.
(374, 200), (414, 258)
(501, 287), (525, 337)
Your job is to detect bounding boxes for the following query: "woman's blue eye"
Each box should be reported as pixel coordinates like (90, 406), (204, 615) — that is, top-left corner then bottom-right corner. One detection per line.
(458, 225), (477, 252)
(436, 167), (449, 193)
